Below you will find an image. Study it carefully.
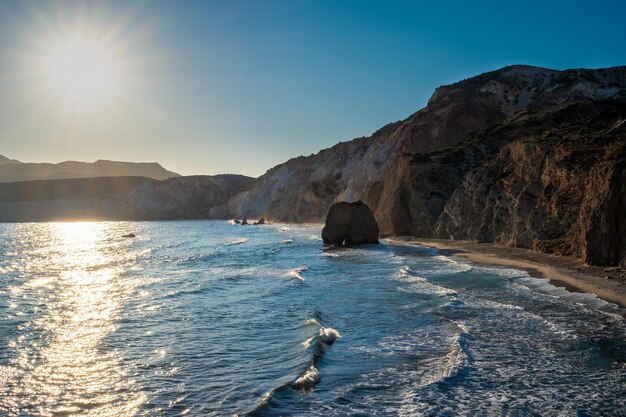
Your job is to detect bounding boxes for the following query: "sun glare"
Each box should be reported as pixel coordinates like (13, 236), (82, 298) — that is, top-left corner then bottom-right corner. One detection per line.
(39, 32), (122, 107)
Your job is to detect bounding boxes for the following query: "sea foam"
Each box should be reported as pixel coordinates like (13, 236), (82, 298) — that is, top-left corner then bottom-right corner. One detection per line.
(286, 266), (308, 281)
(393, 265), (457, 296)
(293, 366), (320, 389)
(319, 327), (342, 345)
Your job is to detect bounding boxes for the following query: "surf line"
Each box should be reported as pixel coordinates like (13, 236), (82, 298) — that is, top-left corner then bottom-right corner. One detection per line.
(293, 313), (341, 389)
(240, 313), (342, 416)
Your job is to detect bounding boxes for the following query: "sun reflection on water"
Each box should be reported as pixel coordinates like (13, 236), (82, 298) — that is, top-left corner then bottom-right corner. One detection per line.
(0, 222), (145, 415)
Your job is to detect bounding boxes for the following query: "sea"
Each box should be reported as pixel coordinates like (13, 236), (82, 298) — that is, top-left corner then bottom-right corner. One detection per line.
(0, 220), (624, 416)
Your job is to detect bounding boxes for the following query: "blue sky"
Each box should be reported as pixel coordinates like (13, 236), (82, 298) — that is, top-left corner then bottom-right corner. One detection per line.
(0, 0), (625, 176)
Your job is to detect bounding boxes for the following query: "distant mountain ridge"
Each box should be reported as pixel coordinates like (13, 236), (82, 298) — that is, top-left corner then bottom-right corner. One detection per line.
(0, 174), (255, 221)
(0, 156), (181, 182)
(0, 155), (22, 165)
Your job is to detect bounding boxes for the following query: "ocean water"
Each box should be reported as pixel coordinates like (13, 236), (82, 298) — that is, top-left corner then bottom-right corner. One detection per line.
(0, 221), (625, 416)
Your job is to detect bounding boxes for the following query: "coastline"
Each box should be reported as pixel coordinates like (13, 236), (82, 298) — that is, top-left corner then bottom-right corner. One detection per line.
(387, 237), (626, 310)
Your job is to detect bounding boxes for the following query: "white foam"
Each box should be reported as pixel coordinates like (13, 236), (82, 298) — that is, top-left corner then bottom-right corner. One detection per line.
(426, 255), (473, 275)
(305, 318), (321, 326)
(286, 266), (308, 281)
(393, 266), (457, 296)
(514, 276), (623, 315)
(472, 265), (529, 278)
(293, 366), (320, 388)
(301, 335), (316, 349)
(319, 327), (342, 345)
(224, 238), (249, 246)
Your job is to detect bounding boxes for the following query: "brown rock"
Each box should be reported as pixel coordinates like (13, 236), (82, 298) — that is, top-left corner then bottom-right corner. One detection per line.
(322, 201), (379, 245)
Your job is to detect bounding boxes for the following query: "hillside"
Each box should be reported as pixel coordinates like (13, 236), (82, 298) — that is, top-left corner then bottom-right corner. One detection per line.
(0, 155), (22, 165)
(232, 65), (626, 265)
(0, 175), (255, 222)
(0, 157), (181, 182)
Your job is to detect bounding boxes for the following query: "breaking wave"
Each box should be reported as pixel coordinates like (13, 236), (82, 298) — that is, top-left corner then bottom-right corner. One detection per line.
(393, 265), (457, 296)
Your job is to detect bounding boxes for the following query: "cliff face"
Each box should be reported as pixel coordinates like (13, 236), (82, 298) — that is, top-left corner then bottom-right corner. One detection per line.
(434, 101), (626, 265)
(235, 122), (399, 222)
(235, 65), (626, 265)
(0, 175), (255, 222)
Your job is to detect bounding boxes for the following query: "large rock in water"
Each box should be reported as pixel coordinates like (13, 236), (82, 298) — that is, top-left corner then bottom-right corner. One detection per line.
(322, 201), (379, 245)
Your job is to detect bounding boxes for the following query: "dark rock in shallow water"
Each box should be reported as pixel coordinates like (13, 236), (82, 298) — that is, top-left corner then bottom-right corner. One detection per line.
(322, 201), (379, 245)
(121, 233), (136, 238)
(233, 219), (241, 224)
(241, 218), (249, 225)
(254, 217), (266, 225)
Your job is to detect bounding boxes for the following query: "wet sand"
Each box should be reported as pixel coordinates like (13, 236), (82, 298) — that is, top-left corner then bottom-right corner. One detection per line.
(387, 237), (626, 309)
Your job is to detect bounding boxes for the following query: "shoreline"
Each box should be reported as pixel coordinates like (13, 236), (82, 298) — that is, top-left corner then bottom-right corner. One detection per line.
(387, 237), (626, 310)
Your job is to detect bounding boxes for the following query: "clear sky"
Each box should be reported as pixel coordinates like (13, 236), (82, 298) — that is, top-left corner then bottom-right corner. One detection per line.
(0, 0), (625, 177)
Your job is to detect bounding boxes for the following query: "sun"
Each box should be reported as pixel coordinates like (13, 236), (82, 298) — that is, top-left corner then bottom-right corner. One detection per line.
(39, 32), (122, 107)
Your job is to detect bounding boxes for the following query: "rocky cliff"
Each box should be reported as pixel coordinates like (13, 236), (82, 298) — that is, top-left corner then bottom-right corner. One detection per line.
(434, 100), (626, 265)
(0, 175), (255, 222)
(234, 65), (626, 265)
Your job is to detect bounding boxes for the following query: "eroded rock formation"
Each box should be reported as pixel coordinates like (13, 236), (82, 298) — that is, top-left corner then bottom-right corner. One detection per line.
(322, 201), (379, 245)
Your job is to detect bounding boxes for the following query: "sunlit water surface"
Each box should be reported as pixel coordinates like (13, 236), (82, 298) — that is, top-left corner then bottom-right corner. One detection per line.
(0, 221), (624, 416)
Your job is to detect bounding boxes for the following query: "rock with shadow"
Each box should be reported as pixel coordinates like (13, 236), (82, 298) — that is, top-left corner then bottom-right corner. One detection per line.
(321, 201), (379, 245)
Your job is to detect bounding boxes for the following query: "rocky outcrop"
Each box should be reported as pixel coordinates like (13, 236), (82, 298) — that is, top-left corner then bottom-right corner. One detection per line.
(434, 101), (626, 266)
(234, 123), (399, 223)
(0, 174), (255, 222)
(0, 157), (181, 182)
(233, 65), (626, 265)
(322, 201), (379, 245)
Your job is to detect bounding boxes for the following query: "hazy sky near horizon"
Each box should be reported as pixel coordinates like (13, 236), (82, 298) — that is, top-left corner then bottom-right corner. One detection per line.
(0, 0), (625, 177)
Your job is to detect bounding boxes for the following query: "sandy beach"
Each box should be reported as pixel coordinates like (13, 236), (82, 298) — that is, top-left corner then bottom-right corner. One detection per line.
(387, 237), (626, 310)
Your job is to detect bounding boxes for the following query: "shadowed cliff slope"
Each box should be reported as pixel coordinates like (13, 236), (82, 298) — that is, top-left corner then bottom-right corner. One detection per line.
(432, 100), (626, 265)
(0, 175), (255, 222)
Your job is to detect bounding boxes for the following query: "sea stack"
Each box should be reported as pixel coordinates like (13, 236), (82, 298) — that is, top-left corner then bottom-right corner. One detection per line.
(322, 201), (379, 245)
